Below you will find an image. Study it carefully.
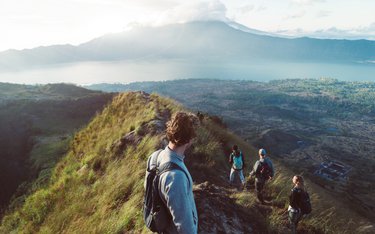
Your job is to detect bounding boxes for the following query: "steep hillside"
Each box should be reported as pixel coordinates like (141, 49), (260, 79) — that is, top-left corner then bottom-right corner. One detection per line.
(0, 83), (115, 214)
(1, 92), (373, 233)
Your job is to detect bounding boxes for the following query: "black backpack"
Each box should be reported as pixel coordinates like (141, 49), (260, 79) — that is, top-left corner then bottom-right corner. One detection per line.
(298, 189), (312, 215)
(258, 161), (272, 180)
(144, 159), (187, 233)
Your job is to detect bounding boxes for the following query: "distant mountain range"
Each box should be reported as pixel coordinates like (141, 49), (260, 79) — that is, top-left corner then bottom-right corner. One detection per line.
(0, 21), (374, 71)
(0, 82), (100, 100)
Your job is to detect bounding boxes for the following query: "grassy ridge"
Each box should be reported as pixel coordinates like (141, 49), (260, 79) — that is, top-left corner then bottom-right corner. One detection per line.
(0, 92), (180, 233)
(93, 79), (375, 224)
(1, 92), (373, 233)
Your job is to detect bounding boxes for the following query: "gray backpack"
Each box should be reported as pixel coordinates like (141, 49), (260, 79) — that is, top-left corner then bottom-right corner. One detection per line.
(143, 152), (188, 232)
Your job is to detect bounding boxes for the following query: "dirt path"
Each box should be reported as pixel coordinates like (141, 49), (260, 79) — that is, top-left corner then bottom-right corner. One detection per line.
(193, 167), (280, 234)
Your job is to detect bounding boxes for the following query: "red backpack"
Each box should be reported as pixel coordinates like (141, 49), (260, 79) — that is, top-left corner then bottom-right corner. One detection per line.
(258, 161), (272, 180)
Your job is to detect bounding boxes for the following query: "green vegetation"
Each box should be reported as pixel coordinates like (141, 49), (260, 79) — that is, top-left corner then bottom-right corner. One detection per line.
(0, 82), (99, 100)
(0, 83), (114, 213)
(1, 91), (373, 233)
(91, 79), (375, 221)
(0, 92), (177, 233)
(88, 78), (375, 118)
(270, 78), (375, 115)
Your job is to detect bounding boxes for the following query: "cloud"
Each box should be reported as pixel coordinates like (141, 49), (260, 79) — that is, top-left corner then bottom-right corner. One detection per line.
(316, 10), (330, 18)
(256, 5), (267, 12)
(155, 0), (228, 25)
(234, 4), (266, 19)
(70, 0), (177, 9)
(291, 0), (325, 5)
(357, 22), (375, 33)
(238, 4), (255, 14)
(284, 10), (306, 19)
(273, 22), (375, 40)
(311, 23), (375, 40)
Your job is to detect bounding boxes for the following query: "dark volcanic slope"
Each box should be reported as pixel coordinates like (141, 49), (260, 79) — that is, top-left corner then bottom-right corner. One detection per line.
(0, 83), (115, 213)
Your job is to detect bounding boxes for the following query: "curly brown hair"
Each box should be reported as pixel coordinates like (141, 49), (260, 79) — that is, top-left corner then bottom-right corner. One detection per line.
(166, 112), (197, 146)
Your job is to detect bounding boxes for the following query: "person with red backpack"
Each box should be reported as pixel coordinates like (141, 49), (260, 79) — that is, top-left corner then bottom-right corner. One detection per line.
(229, 145), (246, 190)
(249, 148), (274, 204)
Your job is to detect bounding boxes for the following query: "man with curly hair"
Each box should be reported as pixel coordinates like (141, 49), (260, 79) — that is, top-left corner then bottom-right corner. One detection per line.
(145, 112), (198, 234)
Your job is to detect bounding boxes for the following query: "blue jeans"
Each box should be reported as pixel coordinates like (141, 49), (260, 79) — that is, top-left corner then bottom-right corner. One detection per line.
(229, 168), (245, 185)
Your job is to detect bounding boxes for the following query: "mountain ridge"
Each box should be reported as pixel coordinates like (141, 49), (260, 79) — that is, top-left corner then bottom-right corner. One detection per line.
(1, 21), (374, 71)
(1, 91), (373, 233)
(84, 78), (375, 223)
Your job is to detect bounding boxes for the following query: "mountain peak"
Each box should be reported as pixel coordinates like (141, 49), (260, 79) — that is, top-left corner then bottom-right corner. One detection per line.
(0, 20), (374, 74)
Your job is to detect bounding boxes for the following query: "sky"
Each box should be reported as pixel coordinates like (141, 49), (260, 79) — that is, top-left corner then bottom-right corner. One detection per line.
(0, 0), (374, 52)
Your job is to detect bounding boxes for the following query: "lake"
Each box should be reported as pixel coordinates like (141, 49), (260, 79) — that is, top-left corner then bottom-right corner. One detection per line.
(0, 59), (374, 85)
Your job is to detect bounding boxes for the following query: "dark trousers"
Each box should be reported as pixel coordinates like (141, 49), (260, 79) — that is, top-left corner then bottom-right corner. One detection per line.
(288, 210), (302, 234)
(255, 180), (265, 202)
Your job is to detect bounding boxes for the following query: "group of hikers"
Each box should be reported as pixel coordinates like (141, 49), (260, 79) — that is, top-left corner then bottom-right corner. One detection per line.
(228, 144), (311, 233)
(229, 145), (274, 204)
(144, 111), (311, 234)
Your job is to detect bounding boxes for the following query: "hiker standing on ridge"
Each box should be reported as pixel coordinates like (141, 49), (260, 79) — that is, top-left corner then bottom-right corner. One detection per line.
(288, 175), (312, 234)
(144, 112), (198, 234)
(249, 148), (274, 204)
(229, 145), (246, 190)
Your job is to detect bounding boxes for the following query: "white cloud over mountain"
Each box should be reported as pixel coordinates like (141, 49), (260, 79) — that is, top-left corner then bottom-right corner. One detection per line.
(155, 0), (228, 25)
(275, 22), (375, 40)
(0, 0), (374, 51)
(291, 0), (325, 5)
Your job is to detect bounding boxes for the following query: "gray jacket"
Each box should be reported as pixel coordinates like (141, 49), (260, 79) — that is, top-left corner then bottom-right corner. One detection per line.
(145, 146), (198, 234)
(249, 157), (275, 183)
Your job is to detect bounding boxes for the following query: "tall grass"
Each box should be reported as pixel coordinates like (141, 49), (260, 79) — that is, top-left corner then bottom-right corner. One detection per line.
(0, 92), (167, 233)
(1, 92), (373, 234)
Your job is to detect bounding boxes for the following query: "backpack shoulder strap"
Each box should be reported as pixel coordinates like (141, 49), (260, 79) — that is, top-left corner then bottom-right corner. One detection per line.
(157, 162), (190, 186)
(147, 149), (163, 172)
(158, 162), (187, 176)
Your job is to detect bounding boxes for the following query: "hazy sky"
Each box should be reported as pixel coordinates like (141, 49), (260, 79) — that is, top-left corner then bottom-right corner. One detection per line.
(1, 0), (374, 52)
